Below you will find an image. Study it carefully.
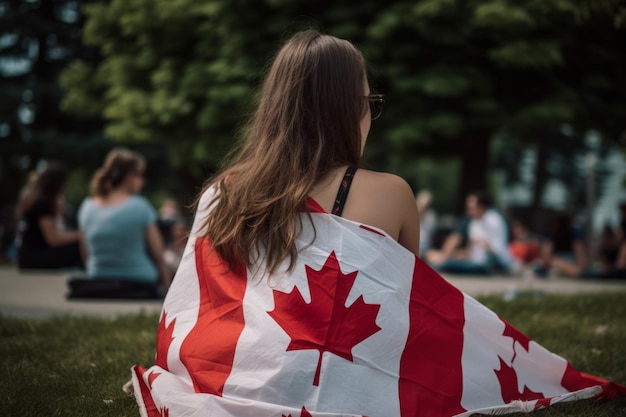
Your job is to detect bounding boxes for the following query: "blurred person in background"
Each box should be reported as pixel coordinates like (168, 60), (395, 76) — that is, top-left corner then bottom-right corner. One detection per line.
(163, 216), (189, 276)
(425, 209), (470, 267)
(597, 224), (619, 275)
(157, 198), (181, 247)
(15, 163), (82, 270)
(78, 148), (171, 292)
(536, 212), (588, 278)
(426, 191), (510, 274)
(508, 219), (541, 273)
(416, 190), (436, 257)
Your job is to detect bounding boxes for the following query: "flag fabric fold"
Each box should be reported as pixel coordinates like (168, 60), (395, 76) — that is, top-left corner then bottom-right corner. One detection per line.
(131, 189), (624, 417)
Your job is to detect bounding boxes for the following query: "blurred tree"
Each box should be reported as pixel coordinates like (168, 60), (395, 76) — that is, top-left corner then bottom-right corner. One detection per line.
(492, 130), (614, 231)
(0, 0), (105, 204)
(366, 0), (626, 212)
(61, 0), (626, 211)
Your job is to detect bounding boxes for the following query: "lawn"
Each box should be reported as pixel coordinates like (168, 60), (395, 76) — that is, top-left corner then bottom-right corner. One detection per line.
(1, 292), (626, 416)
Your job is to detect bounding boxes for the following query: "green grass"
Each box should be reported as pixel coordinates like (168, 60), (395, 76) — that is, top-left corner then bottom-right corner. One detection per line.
(0, 313), (157, 417)
(479, 292), (626, 416)
(1, 293), (626, 416)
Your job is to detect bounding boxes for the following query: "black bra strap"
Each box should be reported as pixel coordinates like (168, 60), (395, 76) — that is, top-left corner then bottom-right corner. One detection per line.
(332, 166), (358, 217)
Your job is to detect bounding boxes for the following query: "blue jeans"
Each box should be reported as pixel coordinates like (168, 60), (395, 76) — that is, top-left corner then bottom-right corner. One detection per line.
(436, 253), (510, 275)
(436, 259), (492, 275)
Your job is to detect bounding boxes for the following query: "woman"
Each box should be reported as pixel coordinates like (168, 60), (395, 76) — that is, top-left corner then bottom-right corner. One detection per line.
(16, 163), (82, 269)
(130, 31), (619, 417)
(78, 148), (171, 291)
(132, 29), (418, 414)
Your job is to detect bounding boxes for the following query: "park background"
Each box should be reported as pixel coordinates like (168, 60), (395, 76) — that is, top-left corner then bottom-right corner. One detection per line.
(3, 2), (626, 416)
(1, 0), (626, 261)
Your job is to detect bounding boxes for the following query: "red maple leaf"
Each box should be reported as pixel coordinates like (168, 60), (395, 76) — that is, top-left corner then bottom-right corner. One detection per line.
(147, 371), (161, 389)
(282, 406), (313, 417)
(501, 318), (532, 361)
(268, 251), (381, 386)
(495, 356), (545, 403)
(533, 397), (554, 410)
(159, 406), (169, 417)
(155, 311), (176, 371)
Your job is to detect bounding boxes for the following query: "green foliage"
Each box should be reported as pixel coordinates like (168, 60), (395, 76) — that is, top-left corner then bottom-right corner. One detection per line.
(473, 2), (536, 28)
(488, 41), (564, 68)
(60, 0), (626, 206)
(0, 0), (109, 205)
(59, 60), (107, 118)
(62, 0), (281, 174)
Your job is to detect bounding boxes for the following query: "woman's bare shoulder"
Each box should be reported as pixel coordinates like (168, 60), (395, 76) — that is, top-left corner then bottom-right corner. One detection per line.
(354, 169), (413, 198)
(342, 169), (417, 243)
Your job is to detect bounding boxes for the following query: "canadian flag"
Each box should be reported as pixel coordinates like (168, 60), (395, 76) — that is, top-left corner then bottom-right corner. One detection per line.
(131, 191), (625, 417)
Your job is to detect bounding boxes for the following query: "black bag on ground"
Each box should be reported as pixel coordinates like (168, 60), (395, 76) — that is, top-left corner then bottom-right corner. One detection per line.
(67, 278), (161, 299)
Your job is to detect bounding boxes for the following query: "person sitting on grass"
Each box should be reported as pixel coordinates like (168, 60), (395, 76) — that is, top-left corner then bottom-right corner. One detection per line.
(426, 191), (510, 274)
(508, 218), (541, 273)
(77, 148), (171, 295)
(16, 163), (83, 270)
(536, 212), (588, 278)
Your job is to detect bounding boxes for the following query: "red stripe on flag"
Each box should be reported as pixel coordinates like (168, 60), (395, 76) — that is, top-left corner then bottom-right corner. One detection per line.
(359, 225), (385, 237)
(399, 258), (466, 417)
(179, 237), (248, 395)
(133, 366), (161, 417)
(307, 197), (326, 214)
(561, 363), (626, 398)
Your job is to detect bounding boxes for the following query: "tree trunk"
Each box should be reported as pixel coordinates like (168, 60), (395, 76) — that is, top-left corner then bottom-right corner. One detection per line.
(457, 131), (492, 214)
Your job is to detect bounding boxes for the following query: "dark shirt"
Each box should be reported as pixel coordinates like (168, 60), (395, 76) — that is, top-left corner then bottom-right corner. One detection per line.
(17, 198), (82, 269)
(544, 226), (585, 254)
(17, 199), (54, 252)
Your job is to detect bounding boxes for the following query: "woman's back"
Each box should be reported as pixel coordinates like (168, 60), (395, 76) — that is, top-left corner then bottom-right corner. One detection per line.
(309, 166), (420, 255)
(79, 195), (158, 281)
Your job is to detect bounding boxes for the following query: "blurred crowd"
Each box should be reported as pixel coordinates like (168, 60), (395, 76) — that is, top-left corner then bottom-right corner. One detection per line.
(2, 150), (625, 300)
(2, 148), (189, 297)
(418, 190), (626, 279)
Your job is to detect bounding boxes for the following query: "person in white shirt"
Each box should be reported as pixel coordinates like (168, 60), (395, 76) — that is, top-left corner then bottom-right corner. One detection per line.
(427, 191), (510, 274)
(466, 195), (511, 270)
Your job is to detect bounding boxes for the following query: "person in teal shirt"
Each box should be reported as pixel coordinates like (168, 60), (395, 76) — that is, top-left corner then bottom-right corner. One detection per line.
(78, 148), (171, 290)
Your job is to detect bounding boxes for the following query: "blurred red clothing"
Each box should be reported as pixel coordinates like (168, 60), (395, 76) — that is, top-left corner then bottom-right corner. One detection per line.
(509, 240), (541, 264)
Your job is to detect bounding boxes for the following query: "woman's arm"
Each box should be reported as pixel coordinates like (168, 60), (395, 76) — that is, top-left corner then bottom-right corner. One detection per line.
(397, 180), (421, 257)
(38, 216), (80, 247)
(145, 223), (173, 290)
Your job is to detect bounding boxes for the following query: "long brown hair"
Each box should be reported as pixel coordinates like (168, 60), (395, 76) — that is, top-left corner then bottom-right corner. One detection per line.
(90, 148), (145, 197)
(17, 163), (68, 217)
(199, 30), (368, 274)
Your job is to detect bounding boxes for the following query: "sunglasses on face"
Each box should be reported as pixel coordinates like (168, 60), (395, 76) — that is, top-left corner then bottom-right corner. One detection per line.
(366, 94), (385, 120)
